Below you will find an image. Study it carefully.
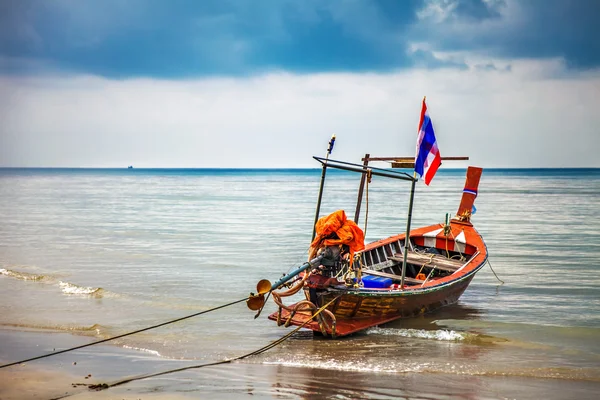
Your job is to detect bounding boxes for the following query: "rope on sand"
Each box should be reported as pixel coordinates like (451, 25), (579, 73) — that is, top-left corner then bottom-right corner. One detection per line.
(0, 297), (248, 369)
(49, 296), (341, 400)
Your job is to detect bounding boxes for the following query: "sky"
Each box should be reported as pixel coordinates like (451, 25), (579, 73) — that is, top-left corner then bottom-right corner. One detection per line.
(0, 0), (599, 168)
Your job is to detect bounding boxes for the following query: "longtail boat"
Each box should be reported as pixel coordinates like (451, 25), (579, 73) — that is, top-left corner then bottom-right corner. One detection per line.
(247, 141), (487, 338)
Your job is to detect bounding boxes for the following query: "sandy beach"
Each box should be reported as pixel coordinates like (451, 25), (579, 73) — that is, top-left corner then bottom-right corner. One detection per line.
(2, 328), (600, 400)
(4, 358), (600, 400)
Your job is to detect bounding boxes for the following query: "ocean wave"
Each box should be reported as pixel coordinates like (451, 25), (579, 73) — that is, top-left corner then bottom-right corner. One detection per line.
(1, 322), (103, 335)
(263, 358), (403, 373)
(260, 358), (600, 381)
(0, 268), (46, 281)
(59, 281), (103, 296)
(122, 345), (162, 357)
(437, 318), (600, 337)
(472, 367), (600, 382)
(366, 327), (468, 341)
(1, 268), (111, 298)
(261, 357), (470, 375)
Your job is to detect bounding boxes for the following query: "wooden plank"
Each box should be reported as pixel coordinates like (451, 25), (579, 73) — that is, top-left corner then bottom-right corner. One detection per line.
(391, 162), (415, 168)
(363, 269), (424, 285)
(378, 246), (386, 262)
(384, 243), (393, 257)
(388, 252), (464, 272)
(393, 240), (403, 255)
(364, 251), (372, 266)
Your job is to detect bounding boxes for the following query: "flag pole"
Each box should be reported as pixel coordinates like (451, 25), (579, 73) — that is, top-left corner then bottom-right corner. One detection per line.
(400, 96), (425, 289)
(312, 134), (336, 241)
(400, 175), (416, 289)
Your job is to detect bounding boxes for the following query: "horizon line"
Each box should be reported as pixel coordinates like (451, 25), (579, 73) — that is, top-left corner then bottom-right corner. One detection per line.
(1, 166), (599, 171)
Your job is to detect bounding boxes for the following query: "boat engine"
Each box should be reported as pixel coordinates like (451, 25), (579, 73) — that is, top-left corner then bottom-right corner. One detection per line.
(315, 245), (346, 277)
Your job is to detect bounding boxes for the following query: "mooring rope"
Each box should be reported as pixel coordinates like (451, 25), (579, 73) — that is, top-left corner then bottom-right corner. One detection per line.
(50, 295), (341, 400)
(487, 259), (505, 284)
(0, 297), (249, 369)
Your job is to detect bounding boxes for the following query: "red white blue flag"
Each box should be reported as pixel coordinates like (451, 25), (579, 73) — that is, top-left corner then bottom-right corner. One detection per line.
(414, 98), (441, 185)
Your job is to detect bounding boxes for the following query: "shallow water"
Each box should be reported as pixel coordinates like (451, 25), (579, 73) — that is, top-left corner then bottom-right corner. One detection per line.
(1, 167), (600, 397)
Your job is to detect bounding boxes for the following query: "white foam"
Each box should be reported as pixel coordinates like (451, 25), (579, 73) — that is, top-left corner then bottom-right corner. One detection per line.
(122, 345), (162, 357)
(1, 268), (45, 281)
(59, 281), (101, 295)
(367, 327), (467, 341)
(262, 357), (428, 374)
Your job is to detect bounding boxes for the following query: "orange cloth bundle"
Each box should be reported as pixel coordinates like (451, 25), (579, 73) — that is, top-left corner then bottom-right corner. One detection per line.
(310, 210), (365, 260)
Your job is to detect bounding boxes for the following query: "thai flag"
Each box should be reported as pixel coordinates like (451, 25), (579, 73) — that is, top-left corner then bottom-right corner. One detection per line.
(414, 98), (441, 185)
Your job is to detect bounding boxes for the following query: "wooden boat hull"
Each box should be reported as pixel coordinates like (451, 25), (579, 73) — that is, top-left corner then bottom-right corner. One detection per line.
(267, 220), (487, 337)
(268, 274), (478, 337)
(318, 275), (475, 320)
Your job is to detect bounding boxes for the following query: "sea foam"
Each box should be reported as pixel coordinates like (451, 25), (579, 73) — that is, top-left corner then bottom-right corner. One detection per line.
(59, 281), (103, 295)
(0, 268), (45, 281)
(366, 327), (468, 341)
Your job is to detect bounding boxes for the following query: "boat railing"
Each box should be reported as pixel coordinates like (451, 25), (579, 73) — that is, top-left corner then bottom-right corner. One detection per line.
(313, 156), (415, 182)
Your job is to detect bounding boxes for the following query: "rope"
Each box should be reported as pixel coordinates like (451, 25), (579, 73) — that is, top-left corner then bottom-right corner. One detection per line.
(58, 295), (342, 398)
(487, 259), (504, 284)
(0, 297), (248, 369)
(333, 258), (347, 279)
(416, 253), (435, 277)
(446, 226), (466, 262)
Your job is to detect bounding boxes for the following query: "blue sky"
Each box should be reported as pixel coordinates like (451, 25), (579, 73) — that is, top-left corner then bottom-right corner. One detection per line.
(1, 0), (599, 168)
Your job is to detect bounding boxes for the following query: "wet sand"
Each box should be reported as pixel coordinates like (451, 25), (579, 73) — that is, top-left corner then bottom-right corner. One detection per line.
(3, 361), (600, 400)
(2, 329), (600, 400)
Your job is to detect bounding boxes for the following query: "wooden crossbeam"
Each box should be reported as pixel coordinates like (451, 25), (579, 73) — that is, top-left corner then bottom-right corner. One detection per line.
(388, 252), (464, 273)
(361, 156), (469, 162)
(360, 156), (469, 169)
(362, 269), (424, 285)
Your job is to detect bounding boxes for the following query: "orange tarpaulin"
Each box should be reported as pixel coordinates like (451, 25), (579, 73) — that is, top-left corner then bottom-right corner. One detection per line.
(310, 210), (365, 260)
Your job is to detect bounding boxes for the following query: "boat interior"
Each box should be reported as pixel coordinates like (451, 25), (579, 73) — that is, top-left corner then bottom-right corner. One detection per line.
(354, 236), (474, 288)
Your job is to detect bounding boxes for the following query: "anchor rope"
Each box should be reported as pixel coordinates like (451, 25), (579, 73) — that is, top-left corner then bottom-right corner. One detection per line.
(0, 297), (249, 369)
(487, 259), (504, 284)
(51, 295), (341, 399)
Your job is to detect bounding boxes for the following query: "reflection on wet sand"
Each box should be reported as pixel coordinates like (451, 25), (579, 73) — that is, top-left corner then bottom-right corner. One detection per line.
(267, 363), (600, 400)
(382, 302), (485, 329)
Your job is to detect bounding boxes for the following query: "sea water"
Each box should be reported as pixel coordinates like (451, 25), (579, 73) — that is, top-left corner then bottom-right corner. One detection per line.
(1, 167), (599, 396)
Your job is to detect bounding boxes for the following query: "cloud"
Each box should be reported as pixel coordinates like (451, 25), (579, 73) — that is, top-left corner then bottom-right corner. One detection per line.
(1, 60), (599, 168)
(415, 0), (600, 70)
(1, 1), (598, 169)
(473, 62), (511, 72)
(407, 47), (469, 70)
(418, 0), (506, 22)
(0, 0), (418, 77)
(4, 0), (598, 78)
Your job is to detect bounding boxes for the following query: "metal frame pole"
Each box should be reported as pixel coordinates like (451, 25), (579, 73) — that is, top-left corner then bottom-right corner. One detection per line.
(353, 153), (370, 223)
(400, 176), (417, 289)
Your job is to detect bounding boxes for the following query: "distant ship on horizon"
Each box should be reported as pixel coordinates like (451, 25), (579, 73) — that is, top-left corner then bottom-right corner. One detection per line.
(128, 165), (133, 169)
